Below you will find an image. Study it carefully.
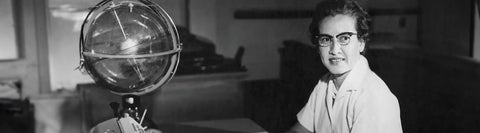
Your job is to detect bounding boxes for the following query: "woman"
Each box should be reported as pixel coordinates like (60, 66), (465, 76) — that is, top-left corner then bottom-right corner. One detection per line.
(288, 0), (402, 133)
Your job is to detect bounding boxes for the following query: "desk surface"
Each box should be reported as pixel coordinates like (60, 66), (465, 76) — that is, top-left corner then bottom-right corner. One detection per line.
(157, 118), (267, 133)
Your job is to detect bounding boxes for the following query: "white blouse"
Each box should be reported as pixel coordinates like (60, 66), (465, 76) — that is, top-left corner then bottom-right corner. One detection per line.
(297, 56), (402, 133)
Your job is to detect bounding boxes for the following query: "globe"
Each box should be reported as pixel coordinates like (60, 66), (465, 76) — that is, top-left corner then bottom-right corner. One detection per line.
(80, 0), (181, 95)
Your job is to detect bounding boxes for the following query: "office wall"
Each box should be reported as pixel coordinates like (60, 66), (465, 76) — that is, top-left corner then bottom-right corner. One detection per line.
(420, 0), (473, 56)
(190, 0), (318, 80)
(189, 0), (419, 80)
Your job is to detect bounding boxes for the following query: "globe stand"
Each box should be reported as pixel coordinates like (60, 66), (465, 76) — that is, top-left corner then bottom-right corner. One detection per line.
(91, 95), (161, 133)
(118, 95), (142, 122)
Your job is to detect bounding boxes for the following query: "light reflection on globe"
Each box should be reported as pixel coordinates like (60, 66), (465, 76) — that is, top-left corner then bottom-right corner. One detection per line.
(80, 0), (181, 95)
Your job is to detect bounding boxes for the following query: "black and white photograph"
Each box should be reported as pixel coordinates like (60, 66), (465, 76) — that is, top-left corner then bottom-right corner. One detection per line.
(0, 0), (480, 133)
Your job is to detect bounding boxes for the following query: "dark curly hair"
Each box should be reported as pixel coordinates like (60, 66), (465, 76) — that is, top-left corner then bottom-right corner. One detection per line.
(309, 0), (370, 51)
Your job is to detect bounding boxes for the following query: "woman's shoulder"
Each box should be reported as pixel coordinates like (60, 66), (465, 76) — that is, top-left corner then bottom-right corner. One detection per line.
(358, 71), (398, 102)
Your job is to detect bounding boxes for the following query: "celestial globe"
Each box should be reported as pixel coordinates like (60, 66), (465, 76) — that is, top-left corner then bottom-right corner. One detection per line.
(79, 0), (181, 96)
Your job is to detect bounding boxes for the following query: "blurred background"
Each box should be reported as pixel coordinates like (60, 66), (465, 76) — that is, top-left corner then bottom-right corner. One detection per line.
(0, 0), (479, 132)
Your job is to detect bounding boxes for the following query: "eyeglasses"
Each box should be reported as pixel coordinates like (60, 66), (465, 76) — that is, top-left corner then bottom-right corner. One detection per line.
(312, 32), (357, 47)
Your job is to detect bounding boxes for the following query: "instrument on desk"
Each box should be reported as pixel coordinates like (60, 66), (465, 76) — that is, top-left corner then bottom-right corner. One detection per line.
(90, 110), (161, 133)
(90, 116), (156, 133)
(90, 115), (143, 133)
(90, 95), (162, 133)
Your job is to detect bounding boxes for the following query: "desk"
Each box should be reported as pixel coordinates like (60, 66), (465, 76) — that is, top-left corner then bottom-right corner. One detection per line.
(158, 118), (267, 133)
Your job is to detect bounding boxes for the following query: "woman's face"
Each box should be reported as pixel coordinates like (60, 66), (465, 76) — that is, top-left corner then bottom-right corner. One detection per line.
(317, 14), (365, 75)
